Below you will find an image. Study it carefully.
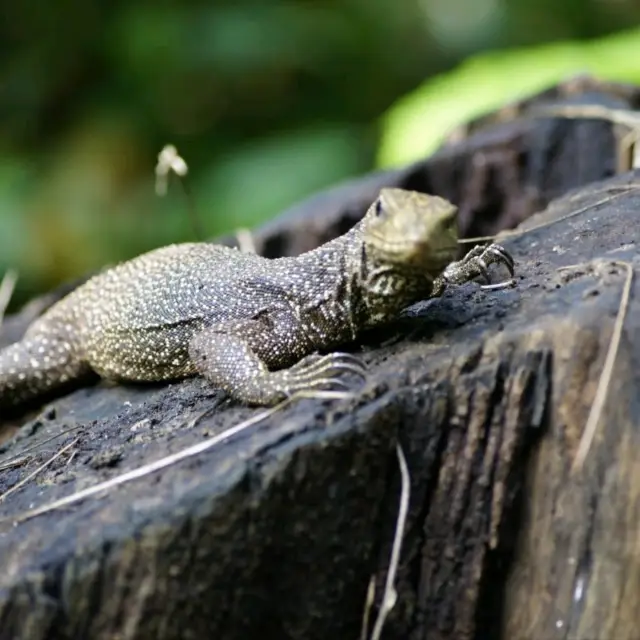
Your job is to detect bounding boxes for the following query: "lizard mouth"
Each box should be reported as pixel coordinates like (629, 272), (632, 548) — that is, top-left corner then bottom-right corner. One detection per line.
(367, 234), (458, 271)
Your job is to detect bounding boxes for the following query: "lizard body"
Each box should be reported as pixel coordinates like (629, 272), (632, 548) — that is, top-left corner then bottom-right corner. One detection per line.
(0, 188), (514, 410)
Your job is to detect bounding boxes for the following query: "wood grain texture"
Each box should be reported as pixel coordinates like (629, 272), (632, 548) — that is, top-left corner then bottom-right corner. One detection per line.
(1, 82), (640, 638)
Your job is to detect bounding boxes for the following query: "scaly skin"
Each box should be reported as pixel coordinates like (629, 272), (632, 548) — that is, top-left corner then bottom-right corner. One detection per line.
(0, 188), (514, 409)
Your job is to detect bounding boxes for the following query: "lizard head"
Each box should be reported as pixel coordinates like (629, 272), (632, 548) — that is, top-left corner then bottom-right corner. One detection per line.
(363, 188), (459, 275)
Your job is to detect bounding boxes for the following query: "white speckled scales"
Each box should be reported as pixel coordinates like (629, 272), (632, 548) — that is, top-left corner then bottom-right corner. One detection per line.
(0, 188), (513, 409)
(1, 228), (375, 407)
(26, 240), (359, 379)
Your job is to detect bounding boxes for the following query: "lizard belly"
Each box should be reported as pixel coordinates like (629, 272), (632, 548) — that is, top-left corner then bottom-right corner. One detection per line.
(84, 322), (201, 382)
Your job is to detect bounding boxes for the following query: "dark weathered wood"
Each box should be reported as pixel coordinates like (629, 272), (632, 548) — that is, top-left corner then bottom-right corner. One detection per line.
(2, 168), (640, 638)
(495, 178), (640, 640)
(3, 76), (640, 639)
(365, 172), (640, 640)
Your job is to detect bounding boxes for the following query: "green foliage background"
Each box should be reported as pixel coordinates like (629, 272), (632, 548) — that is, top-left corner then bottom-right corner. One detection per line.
(1, 0), (640, 307)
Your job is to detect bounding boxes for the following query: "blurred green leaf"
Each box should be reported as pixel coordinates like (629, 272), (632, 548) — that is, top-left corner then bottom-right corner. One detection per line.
(195, 123), (365, 230)
(377, 26), (640, 167)
(0, 159), (32, 266)
(3, 0), (640, 309)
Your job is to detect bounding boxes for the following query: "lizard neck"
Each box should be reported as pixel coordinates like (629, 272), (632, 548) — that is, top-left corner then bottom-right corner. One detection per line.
(281, 220), (433, 344)
(296, 222), (432, 331)
(348, 228), (434, 329)
(276, 223), (368, 345)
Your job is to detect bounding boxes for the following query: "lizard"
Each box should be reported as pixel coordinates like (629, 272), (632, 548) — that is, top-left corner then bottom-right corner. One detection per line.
(0, 188), (514, 411)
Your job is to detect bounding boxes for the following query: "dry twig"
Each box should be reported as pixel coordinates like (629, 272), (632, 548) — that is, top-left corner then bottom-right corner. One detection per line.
(155, 144), (203, 241)
(3, 390), (353, 524)
(361, 442), (411, 640)
(0, 438), (79, 504)
(0, 456), (31, 472)
(561, 260), (634, 474)
(0, 422), (83, 470)
(234, 228), (257, 254)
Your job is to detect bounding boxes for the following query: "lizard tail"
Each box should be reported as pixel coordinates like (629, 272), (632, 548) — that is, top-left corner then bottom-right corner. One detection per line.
(0, 333), (90, 411)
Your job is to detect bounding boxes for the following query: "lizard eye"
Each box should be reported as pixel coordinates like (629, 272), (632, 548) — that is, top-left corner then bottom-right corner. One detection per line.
(374, 199), (384, 217)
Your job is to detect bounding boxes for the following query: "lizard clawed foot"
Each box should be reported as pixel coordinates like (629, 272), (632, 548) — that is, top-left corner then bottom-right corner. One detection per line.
(277, 352), (367, 397)
(437, 243), (516, 291)
(476, 244), (515, 289)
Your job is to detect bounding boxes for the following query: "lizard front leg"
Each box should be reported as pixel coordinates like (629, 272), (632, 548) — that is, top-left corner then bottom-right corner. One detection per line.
(188, 311), (366, 405)
(431, 243), (515, 296)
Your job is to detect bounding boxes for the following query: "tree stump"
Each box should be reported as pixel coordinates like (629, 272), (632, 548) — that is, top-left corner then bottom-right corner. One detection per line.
(1, 78), (640, 640)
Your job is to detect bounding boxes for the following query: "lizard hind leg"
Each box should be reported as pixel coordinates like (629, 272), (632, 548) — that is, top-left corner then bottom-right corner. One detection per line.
(0, 331), (91, 410)
(188, 321), (367, 406)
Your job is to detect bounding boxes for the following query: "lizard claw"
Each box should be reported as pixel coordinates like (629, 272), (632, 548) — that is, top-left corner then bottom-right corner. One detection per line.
(287, 352), (367, 380)
(458, 242), (514, 276)
(476, 243), (515, 289)
(441, 242), (516, 290)
(482, 243), (515, 275)
(277, 352), (367, 397)
(478, 244), (515, 289)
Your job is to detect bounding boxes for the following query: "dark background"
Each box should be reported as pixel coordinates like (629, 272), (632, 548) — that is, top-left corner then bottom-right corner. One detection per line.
(1, 0), (639, 307)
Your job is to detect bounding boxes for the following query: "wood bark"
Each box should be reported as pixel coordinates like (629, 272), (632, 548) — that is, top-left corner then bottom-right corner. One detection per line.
(1, 77), (639, 639)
